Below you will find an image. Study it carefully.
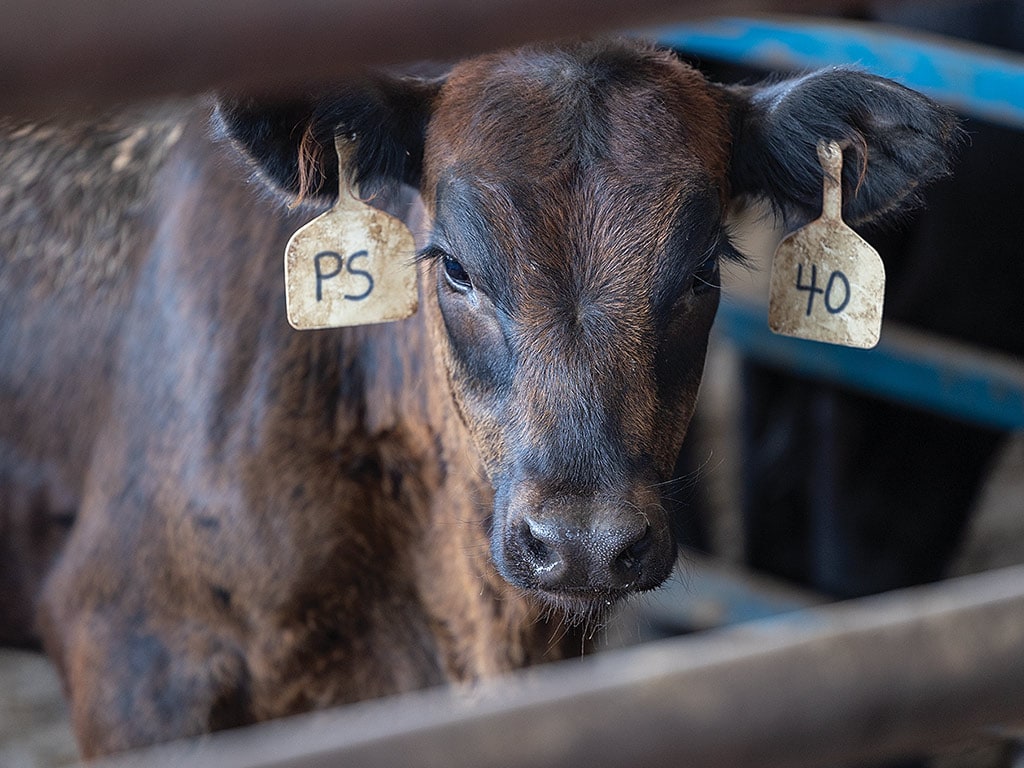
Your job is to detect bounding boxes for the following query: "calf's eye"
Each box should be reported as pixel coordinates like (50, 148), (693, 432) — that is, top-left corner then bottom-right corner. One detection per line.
(691, 253), (719, 295)
(443, 255), (472, 292)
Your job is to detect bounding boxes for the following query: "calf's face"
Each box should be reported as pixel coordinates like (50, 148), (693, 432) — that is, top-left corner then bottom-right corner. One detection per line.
(420, 49), (733, 602)
(217, 41), (958, 613)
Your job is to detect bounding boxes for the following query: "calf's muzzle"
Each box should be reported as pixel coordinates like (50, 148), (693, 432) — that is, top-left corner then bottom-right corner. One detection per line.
(498, 483), (674, 597)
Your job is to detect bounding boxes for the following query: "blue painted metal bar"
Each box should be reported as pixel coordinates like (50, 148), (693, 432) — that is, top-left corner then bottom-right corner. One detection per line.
(656, 16), (1024, 129)
(715, 298), (1024, 431)
(654, 18), (1024, 428)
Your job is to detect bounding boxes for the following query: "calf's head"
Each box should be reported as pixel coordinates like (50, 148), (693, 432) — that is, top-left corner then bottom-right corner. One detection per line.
(218, 41), (957, 612)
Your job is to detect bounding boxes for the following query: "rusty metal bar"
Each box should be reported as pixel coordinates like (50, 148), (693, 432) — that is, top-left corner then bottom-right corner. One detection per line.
(1, 0), (909, 117)
(96, 564), (1024, 768)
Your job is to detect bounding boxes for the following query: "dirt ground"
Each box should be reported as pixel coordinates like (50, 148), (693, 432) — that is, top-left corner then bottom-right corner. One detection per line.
(0, 648), (77, 768)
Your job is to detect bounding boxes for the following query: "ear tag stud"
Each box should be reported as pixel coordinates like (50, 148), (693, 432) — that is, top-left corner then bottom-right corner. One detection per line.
(768, 141), (886, 349)
(284, 135), (418, 329)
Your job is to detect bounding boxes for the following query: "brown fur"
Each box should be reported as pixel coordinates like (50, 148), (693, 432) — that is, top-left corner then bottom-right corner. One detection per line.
(0, 39), (957, 757)
(3, 106), (571, 756)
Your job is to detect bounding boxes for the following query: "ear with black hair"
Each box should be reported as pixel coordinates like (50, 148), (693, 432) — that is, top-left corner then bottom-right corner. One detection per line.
(721, 68), (961, 227)
(214, 73), (445, 206)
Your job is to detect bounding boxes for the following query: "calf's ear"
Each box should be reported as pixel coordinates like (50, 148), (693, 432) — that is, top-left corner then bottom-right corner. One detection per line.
(214, 74), (444, 206)
(722, 68), (961, 226)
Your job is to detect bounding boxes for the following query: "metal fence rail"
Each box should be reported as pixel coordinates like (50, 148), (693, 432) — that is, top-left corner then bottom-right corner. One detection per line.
(656, 15), (1024, 129)
(0, 0), (862, 117)
(96, 565), (1024, 768)
(716, 298), (1024, 430)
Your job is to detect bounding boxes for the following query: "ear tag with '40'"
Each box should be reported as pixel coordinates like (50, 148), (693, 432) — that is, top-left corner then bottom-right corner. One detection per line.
(768, 141), (885, 349)
(284, 136), (418, 329)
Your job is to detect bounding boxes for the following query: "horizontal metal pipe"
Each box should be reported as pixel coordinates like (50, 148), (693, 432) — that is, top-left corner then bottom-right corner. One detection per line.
(97, 564), (1024, 768)
(657, 15), (1024, 130)
(716, 298), (1024, 430)
(1, 0), (885, 117)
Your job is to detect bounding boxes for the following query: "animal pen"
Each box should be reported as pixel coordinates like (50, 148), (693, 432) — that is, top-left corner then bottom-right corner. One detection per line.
(3, 1), (1024, 766)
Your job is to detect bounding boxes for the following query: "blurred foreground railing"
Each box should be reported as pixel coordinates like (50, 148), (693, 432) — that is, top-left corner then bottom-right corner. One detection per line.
(0, 0), (869, 117)
(96, 565), (1024, 768)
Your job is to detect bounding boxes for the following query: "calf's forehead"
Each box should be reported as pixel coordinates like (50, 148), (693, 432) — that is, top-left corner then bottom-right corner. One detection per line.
(423, 43), (731, 200)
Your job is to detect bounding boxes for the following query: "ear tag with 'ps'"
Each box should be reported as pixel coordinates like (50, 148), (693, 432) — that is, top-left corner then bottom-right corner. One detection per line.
(284, 136), (418, 329)
(768, 141), (885, 349)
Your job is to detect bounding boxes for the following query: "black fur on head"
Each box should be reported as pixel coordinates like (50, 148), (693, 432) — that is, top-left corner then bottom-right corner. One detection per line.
(214, 73), (445, 206)
(215, 58), (961, 232)
(723, 67), (963, 227)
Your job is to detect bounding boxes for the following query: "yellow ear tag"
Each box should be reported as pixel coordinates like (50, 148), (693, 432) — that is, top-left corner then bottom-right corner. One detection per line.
(284, 136), (418, 329)
(768, 141), (885, 349)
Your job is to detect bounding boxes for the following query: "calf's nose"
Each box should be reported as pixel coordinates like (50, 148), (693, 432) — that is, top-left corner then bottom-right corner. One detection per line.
(512, 513), (654, 592)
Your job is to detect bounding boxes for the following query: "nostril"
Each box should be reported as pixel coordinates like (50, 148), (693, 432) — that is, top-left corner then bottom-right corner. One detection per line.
(523, 524), (549, 560)
(613, 524), (652, 576)
(517, 518), (560, 571)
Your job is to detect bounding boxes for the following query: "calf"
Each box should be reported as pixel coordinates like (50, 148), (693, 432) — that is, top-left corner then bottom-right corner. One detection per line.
(0, 39), (956, 756)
